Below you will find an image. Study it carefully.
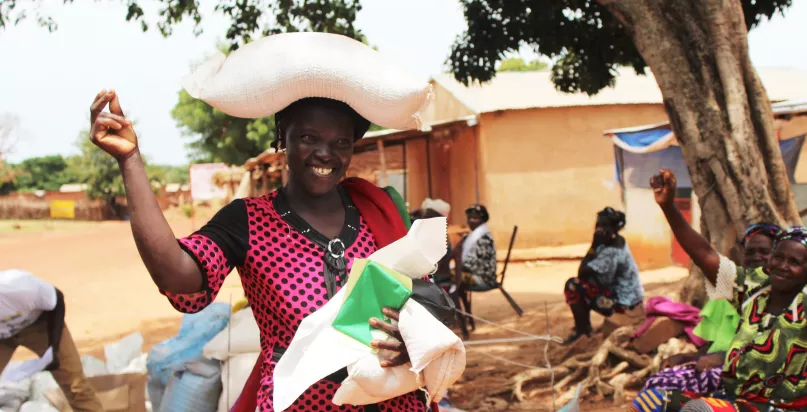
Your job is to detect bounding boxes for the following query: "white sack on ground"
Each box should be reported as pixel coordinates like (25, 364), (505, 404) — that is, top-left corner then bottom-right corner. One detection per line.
(204, 309), (260, 361)
(104, 332), (143, 374)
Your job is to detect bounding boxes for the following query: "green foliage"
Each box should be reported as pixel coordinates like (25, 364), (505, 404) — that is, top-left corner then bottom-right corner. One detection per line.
(447, 0), (794, 95)
(2, 0), (792, 96)
(498, 57), (548, 72)
(171, 89), (275, 165)
(1, 1), (365, 51)
(10, 155), (71, 191)
(181, 203), (193, 218)
(66, 131), (126, 202)
(145, 164), (189, 186)
(64, 131), (181, 202)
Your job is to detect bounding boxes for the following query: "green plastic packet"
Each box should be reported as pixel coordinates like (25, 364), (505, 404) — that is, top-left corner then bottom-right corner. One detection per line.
(332, 259), (413, 346)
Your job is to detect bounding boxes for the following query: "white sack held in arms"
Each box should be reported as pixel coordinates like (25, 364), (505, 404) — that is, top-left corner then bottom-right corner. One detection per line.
(273, 217), (466, 411)
(182, 32), (433, 131)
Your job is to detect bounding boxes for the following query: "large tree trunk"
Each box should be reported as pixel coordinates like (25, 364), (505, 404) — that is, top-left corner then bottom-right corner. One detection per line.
(598, 0), (802, 304)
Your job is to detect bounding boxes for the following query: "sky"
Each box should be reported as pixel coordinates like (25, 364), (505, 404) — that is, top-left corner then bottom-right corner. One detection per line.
(0, 0), (805, 166)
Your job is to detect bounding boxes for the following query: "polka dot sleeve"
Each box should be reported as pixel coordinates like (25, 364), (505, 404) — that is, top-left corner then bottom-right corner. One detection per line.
(160, 234), (232, 313)
(160, 200), (249, 314)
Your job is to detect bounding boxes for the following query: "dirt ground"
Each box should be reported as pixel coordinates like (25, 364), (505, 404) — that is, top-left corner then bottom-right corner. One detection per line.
(1, 214), (689, 411)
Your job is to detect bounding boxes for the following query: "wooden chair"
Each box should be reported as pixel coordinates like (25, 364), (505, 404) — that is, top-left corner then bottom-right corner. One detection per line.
(456, 226), (524, 337)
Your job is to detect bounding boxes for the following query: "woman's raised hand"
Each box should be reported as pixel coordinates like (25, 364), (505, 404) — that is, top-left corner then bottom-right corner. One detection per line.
(649, 169), (677, 208)
(89, 89), (138, 161)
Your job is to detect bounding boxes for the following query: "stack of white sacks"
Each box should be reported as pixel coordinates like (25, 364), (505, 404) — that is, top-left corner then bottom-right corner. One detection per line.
(203, 306), (261, 412)
(0, 332), (149, 412)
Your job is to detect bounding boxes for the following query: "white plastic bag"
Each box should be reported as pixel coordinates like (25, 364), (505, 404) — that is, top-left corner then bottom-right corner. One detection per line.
(204, 309), (260, 361)
(0, 378), (31, 411)
(80, 355), (108, 377)
(105, 332), (144, 374)
(121, 353), (148, 375)
(19, 400), (59, 412)
(28, 372), (58, 402)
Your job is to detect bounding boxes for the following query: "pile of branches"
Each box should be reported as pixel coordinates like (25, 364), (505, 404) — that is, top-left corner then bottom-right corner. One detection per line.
(509, 327), (696, 407)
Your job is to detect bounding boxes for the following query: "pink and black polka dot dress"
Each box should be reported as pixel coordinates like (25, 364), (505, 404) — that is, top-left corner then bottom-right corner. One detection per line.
(161, 189), (428, 412)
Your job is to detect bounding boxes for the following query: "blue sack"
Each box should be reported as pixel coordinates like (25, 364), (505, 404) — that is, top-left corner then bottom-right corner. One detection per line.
(147, 303), (230, 410)
(159, 359), (222, 412)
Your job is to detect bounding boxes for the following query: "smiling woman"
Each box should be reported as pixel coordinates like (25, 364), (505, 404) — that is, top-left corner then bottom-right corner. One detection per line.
(85, 33), (439, 412)
(632, 170), (807, 411)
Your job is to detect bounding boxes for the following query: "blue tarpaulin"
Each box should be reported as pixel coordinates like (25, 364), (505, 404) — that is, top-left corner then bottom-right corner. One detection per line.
(608, 125), (805, 189)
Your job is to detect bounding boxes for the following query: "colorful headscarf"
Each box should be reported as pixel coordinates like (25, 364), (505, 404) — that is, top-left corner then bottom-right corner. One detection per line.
(742, 223), (782, 244)
(776, 226), (807, 248)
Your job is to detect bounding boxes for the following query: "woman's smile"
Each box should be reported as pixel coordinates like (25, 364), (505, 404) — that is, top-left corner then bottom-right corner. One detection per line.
(311, 166), (334, 176)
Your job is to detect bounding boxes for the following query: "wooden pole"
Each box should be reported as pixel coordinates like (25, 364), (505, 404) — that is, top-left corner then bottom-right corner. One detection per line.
(261, 164), (269, 196)
(376, 139), (388, 187)
(426, 136), (433, 198)
(403, 142), (408, 204)
(472, 126), (480, 204)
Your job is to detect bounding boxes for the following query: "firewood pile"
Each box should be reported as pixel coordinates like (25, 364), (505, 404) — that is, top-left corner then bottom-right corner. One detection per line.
(485, 327), (696, 407)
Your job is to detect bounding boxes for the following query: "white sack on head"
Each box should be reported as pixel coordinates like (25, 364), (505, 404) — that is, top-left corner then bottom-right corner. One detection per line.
(183, 32), (433, 131)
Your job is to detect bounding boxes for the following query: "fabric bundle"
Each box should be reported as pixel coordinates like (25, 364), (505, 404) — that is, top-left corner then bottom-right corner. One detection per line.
(633, 296), (706, 348)
(272, 217), (465, 411)
(182, 32), (433, 130)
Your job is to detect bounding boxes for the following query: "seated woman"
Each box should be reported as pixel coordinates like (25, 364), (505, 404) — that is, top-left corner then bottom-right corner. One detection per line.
(455, 204), (497, 290)
(451, 205), (496, 338)
(563, 207), (644, 344)
(641, 223), (781, 398)
(421, 198), (454, 286)
(632, 170), (807, 412)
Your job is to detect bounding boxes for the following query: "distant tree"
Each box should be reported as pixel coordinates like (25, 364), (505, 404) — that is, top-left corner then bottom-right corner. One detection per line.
(67, 130), (164, 210)
(12, 155), (72, 191)
(447, 0), (797, 305)
(498, 57), (548, 72)
(0, 1), (364, 51)
(67, 131), (126, 205)
(0, 113), (20, 164)
(172, 89), (275, 165)
(145, 164), (190, 186)
(0, 114), (19, 192)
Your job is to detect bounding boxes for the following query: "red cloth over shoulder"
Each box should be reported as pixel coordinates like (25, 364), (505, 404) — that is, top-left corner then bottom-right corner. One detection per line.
(340, 177), (408, 248)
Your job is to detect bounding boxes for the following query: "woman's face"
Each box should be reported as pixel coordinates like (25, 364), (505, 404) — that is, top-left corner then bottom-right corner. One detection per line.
(742, 233), (774, 269)
(594, 216), (617, 239)
(283, 103), (355, 197)
(467, 213), (483, 230)
(768, 239), (807, 293)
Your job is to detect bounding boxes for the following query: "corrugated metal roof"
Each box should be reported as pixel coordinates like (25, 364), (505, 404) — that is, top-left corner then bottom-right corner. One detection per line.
(431, 67), (807, 114)
(603, 98), (807, 135)
(773, 99), (807, 115)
